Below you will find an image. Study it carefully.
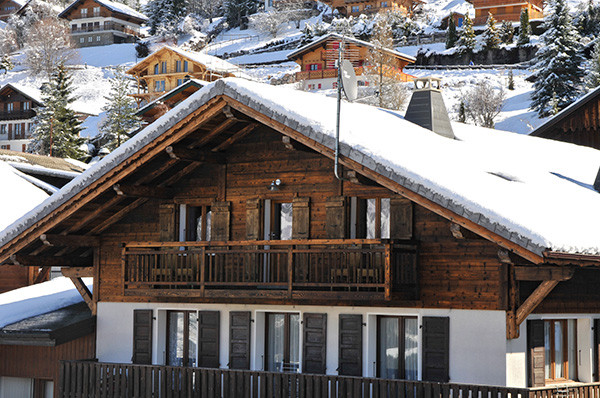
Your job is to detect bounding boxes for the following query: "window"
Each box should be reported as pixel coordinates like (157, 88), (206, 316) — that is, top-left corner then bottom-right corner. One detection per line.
(23, 101), (30, 110)
(175, 60), (182, 72)
(378, 316), (418, 380)
(183, 60), (188, 72)
(349, 197), (390, 239)
(88, 36), (93, 42)
(14, 123), (21, 137)
(351, 5), (359, 12)
(167, 311), (198, 367)
(0, 125), (6, 135)
(265, 200), (292, 240)
(381, 1), (388, 6)
(544, 319), (577, 381)
(93, 21), (99, 30)
(177, 78), (184, 86)
(154, 63), (159, 74)
(27, 123), (33, 133)
(93, 6), (100, 16)
(365, 4), (372, 9)
(0, 145), (9, 149)
(308, 63), (319, 71)
(80, 37), (85, 43)
(184, 205), (212, 241)
(6, 103), (13, 112)
(457, 17), (464, 27)
(72, 24), (77, 32)
(97, 35), (101, 41)
(81, 8), (87, 16)
(318, 83), (321, 89)
(266, 313), (300, 372)
(161, 61), (167, 74)
(154, 80), (165, 92)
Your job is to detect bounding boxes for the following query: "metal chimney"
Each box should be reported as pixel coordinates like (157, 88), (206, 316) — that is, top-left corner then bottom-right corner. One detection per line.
(404, 77), (455, 139)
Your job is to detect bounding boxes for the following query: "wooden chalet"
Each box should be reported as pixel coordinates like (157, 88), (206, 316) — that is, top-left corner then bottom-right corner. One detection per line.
(288, 33), (415, 91)
(58, 0), (147, 48)
(322, 0), (419, 17)
(127, 46), (238, 106)
(471, 0), (542, 25)
(529, 85), (600, 150)
(0, 84), (43, 153)
(2, 78), (600, 397)
(0, 0), (25, 21)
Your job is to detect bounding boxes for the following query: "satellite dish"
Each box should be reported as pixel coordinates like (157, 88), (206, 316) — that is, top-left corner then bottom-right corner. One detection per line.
(340, 59), (358, 102)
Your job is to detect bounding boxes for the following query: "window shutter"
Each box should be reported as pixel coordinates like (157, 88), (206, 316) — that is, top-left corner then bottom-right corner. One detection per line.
(528, 320), (546, 387)
(338, 314), (362, 376)
(389, 196), (413, 239)
(159, 203), (177, 241)
(422, 316), (449, 382)
(198, 311), (220, 368)
(229, 311), (251, 369)
(132, 309), (153, 365)
(595, 319), (600, 382)
(303, 313), (327, 374)
(325, 196), (347, 239)
(292, 197), (310, 239)
(211, 201), (230, 241)
(245, 199), (262, 240)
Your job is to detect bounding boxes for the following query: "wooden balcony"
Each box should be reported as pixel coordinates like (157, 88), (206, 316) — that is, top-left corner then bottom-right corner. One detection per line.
(122, 239), (418, 301)
(59, 360), (536, 398)
(0, 109), (36, 121)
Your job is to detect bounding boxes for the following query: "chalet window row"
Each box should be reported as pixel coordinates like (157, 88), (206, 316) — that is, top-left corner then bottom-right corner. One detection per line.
(152, 60), (189, 76)
(0, 123), (33, 140)
(133, 309), (449, 382)
(1, 101), (31, 112)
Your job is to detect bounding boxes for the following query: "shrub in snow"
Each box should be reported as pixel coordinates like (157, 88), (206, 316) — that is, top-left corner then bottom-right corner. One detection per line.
(482, 12), (500, 51)
(517, 8), (530, 46)
(330, 17), (355, 37)
(530, 0), (585, 117)
(508, 69), (515, 90)
(250, 10), (285, 37)
(500, 20), (514, 44)
(135, 41), (150, 58)
(0, 54), (13, 74)
(456, 15), (475, 54)
(446, 14), (457, 49)
(461, 80), (505, 128)
(24, 17), (75, 79)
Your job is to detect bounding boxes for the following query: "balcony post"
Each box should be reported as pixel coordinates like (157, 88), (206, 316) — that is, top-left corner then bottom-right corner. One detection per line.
(384, 242), (392, 300)
(200, 247), (206, 297)
(287, 246), (293, 298)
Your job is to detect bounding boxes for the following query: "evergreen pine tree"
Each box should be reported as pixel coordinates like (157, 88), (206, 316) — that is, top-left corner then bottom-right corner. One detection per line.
(482, 12), (500, 50)
(508, 68), (515, 90)
(457, 100), (466, 122)
(29, 63), (84, 158)
(146, 0), (187, 35)
(517, 8), (531, 45)
(446, 13), (457, 49)
(225, 0), (258, 29)
(456, 15), (476, 53)
(578, 0), (600, 37)
(585, 40), (600, 90)
(530, 0), (585, 117)
(500, 20), (514, 44)
(0, 54), (13, 74)
(99, 68), (140, 151)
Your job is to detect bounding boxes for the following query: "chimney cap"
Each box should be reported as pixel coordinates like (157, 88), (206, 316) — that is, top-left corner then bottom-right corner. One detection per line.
(414, 77), (442, 92)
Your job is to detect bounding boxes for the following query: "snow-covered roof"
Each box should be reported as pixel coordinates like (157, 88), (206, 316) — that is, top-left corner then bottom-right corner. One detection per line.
(0, 277), (92, 329)
(287, 33), (416, 63)
(59, 0), (147, 21)
(0, 83), (43, 106)
(136, 78), (208, 116)
(167, 46), (241, 74)
(2, 79), (600, 258)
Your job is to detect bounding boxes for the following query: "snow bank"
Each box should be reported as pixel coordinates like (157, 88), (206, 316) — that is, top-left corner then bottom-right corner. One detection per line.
(0, 277), (93, 328)
(0, 162), (48, 231)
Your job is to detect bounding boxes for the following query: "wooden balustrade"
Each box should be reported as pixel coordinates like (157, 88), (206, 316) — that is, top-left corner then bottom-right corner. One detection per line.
(59, 360), (531, 398)
(122, 239), (417, 300)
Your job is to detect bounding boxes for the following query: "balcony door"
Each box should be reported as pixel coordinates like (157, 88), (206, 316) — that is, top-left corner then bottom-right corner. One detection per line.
(266, 313), (300, 373)
(264, 200), (292, 241)
(167, 311), (198, 367)
(377, 316), (418, 380)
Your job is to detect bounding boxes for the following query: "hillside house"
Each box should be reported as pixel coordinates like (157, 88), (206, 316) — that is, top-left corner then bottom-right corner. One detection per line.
(529, 85), (600, 150)
(0, 0), (25, 21)
(288, 33), (415, 91)
(2, 78), (600, 396)
(0, 84), (42, 153)
(136, 78), (206, 125)
(322, 0), (419, 16)
(471, 0), (542, 25)
(127, 46), (238, 106)
(58, 0), (147, 47)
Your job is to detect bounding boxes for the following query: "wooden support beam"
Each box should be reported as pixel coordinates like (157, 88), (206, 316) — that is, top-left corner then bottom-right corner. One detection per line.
(33, 266), (50, 284)
(40, 234), (100, 247)
(498, 249), (513, 264)
(70, 277), (95, 314)
(165, 146), (225, 164)
(514, 266), (574, 281)
(222, 105), (242, 121)
(188, 118), (237, 149)
(212, 123), (257, 152)
(11, 254), (93, 267)
(89, 198), (148, 235)
(62, 266), (94, 278)
(113, 184), (174, 199)
(345, 170), (379, 186)
(516, 280), (560, 325)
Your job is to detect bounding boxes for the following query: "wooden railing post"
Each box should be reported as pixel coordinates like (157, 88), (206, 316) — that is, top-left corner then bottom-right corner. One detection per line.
(200, 247), (206, 297)
(288, 246), (294, 298)
(385, 243), (392, 300)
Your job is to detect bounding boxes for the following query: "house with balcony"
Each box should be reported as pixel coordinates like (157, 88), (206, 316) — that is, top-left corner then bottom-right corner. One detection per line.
(2, 78), (600, 397)
(126, 46), (239, 106)
(288, 33), (415, 91)
(471, 0), (542, 25)
(58, 0), (147, 48)
(0, 0), (25, 21)
(322, 0), (419, 16)
(0, 84), (42, 153)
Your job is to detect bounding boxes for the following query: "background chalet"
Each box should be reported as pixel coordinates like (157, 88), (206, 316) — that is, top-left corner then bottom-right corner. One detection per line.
(471, 0), (543, 25)
(0, 84), (42, 153)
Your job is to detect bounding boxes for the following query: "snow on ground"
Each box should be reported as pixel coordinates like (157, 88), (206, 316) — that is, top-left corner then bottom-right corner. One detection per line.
(420, 0), (474, 30)
(0, 162), (48, 231)
(243, 62), (300, 83)
(228, 49), (293, 65)
(80, 112), (107, 139)
(73, 43), (140, 68)
(0, 277), (93, 328)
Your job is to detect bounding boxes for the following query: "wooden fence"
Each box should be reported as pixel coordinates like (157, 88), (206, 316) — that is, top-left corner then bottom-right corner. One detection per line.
(59, 361), (532, 398)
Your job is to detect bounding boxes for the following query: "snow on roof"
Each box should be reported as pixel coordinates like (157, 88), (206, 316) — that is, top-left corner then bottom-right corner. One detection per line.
(287, 33), (416, 62)
(60, 0), (147, 21)
(0, 277), (92, 328)
(1, 83), (43, 105)
(2, 79), (600, 257)
(167, 46), (241, 74)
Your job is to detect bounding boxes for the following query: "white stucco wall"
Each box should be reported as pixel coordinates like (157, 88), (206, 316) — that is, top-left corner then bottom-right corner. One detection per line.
(97, 302), (509, 385)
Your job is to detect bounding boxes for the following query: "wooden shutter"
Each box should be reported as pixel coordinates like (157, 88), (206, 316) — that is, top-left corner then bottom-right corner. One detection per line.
(303, 313), (327, 374)
(528, 320), (546, 387)
(132, 309), (153, 364)
(198, 311), (220, 368)
(325, 196), (347, 239)
(422, 316), (449, 382)
(211, 201), (230, 241)
(159, 203), (177, 241)
(229, 311), (251, 369)
(390, 196), (413, 239)
(245, 198), (262, 240)
(292, 197), (310, 239)
(338, 314), (362, 376)
(595, 319), (600, 382)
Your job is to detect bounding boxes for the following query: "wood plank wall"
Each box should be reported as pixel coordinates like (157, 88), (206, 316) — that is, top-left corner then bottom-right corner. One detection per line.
(0, 264), (31, 293)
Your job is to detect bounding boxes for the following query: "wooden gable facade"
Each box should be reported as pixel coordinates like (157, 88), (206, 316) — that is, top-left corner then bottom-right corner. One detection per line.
(2, 81), (600, 396)
(0, 84), (41, 152)
(323, 0), (418, 17)
(471, 0), (543, 25)
(0, 0), (24, 21)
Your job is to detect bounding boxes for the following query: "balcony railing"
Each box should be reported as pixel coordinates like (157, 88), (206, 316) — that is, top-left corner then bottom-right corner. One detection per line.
(60, 360), (534, 398)
(0, 110), (36, 120)
(71, 23), (140, 35)
(122, 239), (418, 301)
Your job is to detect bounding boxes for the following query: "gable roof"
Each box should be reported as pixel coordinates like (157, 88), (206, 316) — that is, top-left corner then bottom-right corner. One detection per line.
(287, 33), (416, 63)
(530, 85), (600, 138)
(59, 0), (147, 22)
(1, 79), (600, 265)
(0, 83), (43, 106)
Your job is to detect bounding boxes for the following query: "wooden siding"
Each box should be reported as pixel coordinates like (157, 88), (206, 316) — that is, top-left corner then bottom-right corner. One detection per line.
(60, 0), (144, 23)
(473, 2), (543, 24)
(0, 333), (95, 397)
(0, 264), (32, 293)
(94, 126), (509, 310)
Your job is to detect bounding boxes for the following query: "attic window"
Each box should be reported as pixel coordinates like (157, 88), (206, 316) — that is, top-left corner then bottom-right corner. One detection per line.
(488, 171), (521, 183)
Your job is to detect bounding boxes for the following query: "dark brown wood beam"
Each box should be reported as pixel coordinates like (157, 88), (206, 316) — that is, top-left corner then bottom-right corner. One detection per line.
(113, 184), (174, 199)
(165, 146), (225, 164)
(188, 118), (237, 149)
(89, 198), (148, 235)
(62, 267), (94, 278)
(33, 266), (50, 284)
(11, 254), (93, 267)
(345, 170), (379, 186)
(514, 266), (574, 281)
(40, 234), (100, 247)
(516, 280), (560, 326)
(212, 123), (257, 152)
(70, 276), (95, 314)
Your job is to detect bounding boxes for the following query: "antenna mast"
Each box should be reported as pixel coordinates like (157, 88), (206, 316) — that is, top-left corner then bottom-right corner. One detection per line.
(334, 37), (345, 181)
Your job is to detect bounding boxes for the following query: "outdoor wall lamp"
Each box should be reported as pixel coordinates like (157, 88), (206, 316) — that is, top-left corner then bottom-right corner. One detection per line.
(268, 179), (282, 191)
